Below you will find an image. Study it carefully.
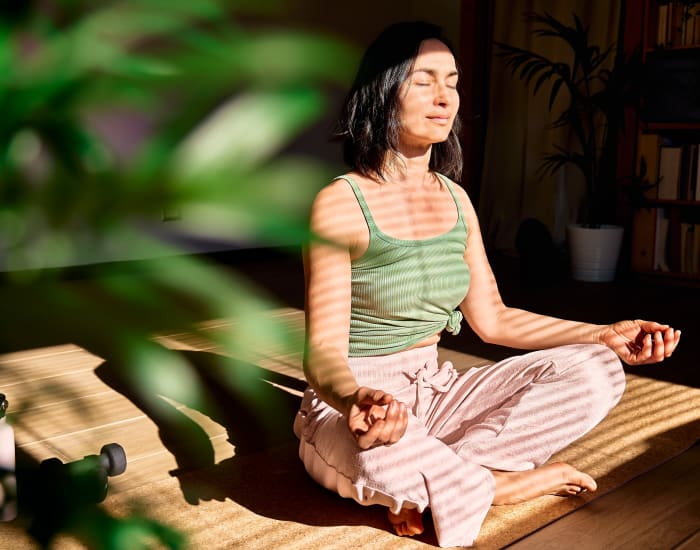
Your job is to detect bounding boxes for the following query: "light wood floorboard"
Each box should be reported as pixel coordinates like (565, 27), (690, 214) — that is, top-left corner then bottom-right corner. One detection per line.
(506, 443), (700, 550)
(2, 308), (699, 549)
(674, 529), (700, 550)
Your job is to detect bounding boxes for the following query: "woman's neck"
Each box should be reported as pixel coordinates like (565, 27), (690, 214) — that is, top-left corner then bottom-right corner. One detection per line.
(383, 147), (432, 185)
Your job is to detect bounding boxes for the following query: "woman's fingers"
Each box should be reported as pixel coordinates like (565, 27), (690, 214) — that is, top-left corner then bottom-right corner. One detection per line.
(379, 400), (408, 444)
(649, 330), (663, 362)
(623, 325), (681, 365)
(356, 400), (408, 449)
(665, 328), (681, 357)
(632, 328), (681, 365)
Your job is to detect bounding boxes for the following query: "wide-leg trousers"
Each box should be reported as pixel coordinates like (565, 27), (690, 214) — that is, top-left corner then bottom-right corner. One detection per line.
(293, 343), (626, 548)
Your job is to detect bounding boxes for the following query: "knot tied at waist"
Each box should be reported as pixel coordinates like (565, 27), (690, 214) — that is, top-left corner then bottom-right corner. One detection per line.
(445, 310), (463, 335)
(407, 360), (458, 419)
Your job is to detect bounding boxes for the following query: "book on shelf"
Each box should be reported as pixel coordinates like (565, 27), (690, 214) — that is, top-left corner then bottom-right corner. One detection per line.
(681, 222), (694, 272)
(680, 223), (700, 274)
(679, 144), (693, 200)
(689, 5), (700, 46)
(648, 211), (700, 276)
(668, 210), (683, 272)
(670, 1), (685, 47)
(655, 142), (700, 200)
(689, 143), (700, 200)
(657, 145), (682, 199)
(657, 1), (700, 47)
(686, 13), (697, 46)
(693, 223), (700, 273)
(680, 143), (700, 200)
(658, 3), (669, 47)
(630, 207), (657, 272)
(637, 133), (661, 199)
(696, 144), (700, 200)
(654, 208), (670, 271)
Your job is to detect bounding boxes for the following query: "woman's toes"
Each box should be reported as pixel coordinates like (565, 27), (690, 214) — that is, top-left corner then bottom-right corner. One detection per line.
(388, 508), (424, 537)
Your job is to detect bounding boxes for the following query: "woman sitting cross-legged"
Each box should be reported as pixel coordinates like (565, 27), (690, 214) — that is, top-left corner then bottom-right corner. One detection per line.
(293, 21), (681, 548)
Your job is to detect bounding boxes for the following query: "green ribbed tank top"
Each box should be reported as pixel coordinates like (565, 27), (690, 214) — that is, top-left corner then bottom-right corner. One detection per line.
(340, 174), (470, 357)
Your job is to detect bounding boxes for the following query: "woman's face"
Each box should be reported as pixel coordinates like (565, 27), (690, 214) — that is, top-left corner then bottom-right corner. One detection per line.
(397, 38), (459, 152)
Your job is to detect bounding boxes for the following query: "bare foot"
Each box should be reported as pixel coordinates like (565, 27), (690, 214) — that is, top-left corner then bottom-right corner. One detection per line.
(388, 507), (424, 537)
(491, 462), (597, 505)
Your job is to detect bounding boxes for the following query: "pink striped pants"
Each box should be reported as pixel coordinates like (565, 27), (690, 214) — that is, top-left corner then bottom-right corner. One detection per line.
(293, 343), (626, 548)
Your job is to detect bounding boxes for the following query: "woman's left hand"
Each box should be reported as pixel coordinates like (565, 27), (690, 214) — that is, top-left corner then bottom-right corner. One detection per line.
(347, 387), (409, 449)
(601, 320), (681, 365)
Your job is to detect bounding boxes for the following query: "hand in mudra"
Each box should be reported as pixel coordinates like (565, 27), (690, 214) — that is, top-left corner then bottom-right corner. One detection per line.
(347, 387), (408, 449)
(602, 320), (680, 365)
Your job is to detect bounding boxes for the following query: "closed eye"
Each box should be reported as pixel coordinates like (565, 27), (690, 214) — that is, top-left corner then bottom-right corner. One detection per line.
(410, 69), (459, 90)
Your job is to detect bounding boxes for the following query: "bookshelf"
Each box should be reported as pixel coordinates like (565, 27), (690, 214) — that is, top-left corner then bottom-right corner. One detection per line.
(629, 0), (700, 282)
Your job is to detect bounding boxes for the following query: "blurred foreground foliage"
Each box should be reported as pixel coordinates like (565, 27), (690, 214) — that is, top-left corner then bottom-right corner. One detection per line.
(0, 0), (357, 547)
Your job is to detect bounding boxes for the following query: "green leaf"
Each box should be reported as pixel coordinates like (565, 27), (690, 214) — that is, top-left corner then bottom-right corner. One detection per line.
(171, 87), (327, 178)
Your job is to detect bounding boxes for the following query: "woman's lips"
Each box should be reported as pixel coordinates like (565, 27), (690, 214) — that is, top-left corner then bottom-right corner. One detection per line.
(427, 115), (451, 125)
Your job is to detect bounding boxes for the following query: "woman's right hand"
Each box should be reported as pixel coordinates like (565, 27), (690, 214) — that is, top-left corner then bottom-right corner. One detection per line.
(347, 387), (408, 449)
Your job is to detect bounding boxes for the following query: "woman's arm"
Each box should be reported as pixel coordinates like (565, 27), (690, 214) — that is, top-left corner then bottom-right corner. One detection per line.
(304, 180), (408, 447)
(304, 181), (360, 415)
(456, 188), (680, 364)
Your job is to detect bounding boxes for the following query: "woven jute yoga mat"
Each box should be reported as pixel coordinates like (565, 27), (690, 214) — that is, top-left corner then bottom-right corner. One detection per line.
(2, 308), (699, 549)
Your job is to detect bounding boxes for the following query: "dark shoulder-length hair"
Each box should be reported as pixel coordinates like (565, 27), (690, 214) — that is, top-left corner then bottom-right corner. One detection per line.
(334, 21), (463, 181)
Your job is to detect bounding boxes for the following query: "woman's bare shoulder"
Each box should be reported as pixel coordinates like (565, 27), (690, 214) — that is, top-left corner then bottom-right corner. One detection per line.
(440, 175), (476, 215)
(312, 176), (359, 217)
(310, 174), (366, 245)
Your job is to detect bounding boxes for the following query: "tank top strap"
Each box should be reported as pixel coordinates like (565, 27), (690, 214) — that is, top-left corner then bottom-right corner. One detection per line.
(435, 173), (466, 224)
(335, 175), (379, 233)
(337, 173), (464, 235)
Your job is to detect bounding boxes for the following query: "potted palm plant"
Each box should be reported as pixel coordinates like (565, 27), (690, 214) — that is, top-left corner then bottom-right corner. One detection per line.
(495, 10), (640, 281)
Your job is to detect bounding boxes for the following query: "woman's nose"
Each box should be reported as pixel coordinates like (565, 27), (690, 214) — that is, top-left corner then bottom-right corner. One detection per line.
(435, 84), (450, 105)
(435, 83), (450, 105)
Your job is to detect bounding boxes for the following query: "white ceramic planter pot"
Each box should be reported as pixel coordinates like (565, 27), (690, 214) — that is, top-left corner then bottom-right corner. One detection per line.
(567, 224), (624, 282)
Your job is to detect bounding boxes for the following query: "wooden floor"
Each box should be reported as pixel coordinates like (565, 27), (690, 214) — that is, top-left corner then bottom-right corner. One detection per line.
(230, 248), (700, 549)
(508, 443), (700, 549)
(2, 248), (699, 549)
(3, 310), (699, 550)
